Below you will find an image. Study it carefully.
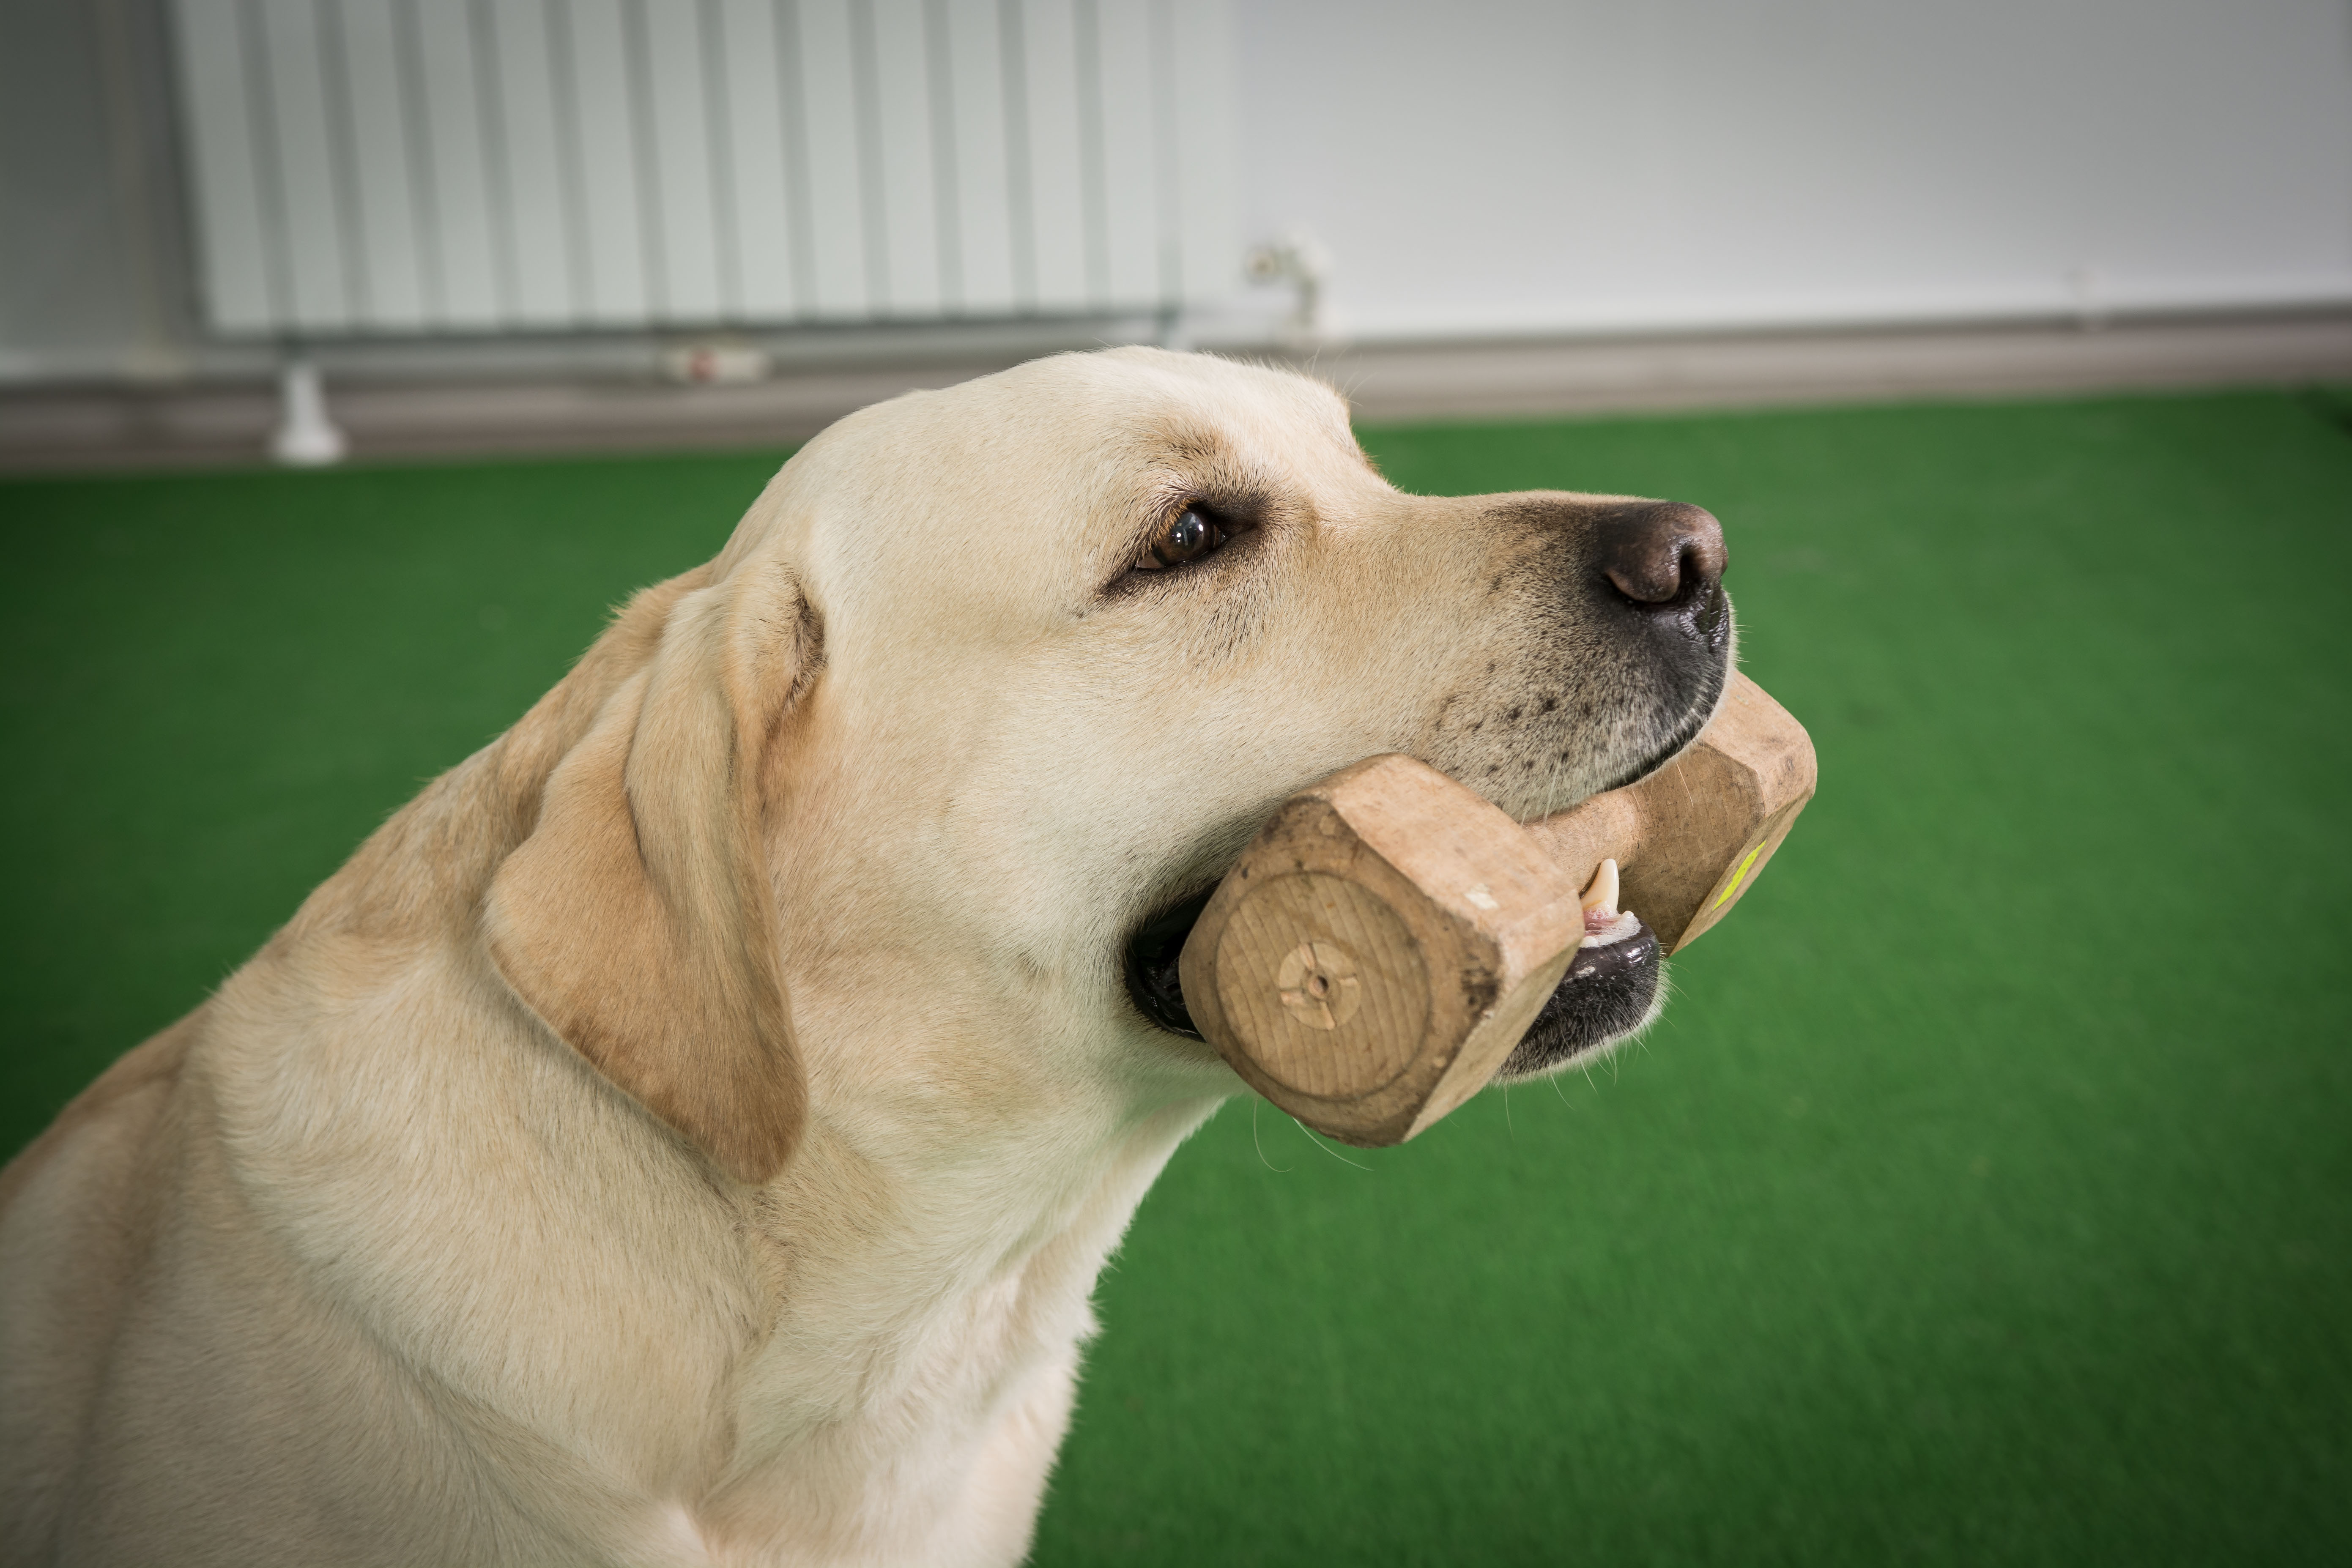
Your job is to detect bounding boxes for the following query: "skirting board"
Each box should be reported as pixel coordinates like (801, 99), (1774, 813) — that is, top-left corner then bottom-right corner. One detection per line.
(4, 309), (2349, 473)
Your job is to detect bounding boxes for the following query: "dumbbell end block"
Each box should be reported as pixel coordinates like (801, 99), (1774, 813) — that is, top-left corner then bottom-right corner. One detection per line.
(1178, 755), (1586, 1147)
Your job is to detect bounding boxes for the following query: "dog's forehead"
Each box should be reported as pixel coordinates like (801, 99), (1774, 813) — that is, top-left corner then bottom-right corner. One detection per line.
(722, 349), (1364, 594)
(915, 348), (1361, 499)
(981, 346), (1352, 435)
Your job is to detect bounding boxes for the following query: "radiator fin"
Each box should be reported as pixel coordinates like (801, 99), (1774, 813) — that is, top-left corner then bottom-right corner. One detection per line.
(169, 0), (1237, 335)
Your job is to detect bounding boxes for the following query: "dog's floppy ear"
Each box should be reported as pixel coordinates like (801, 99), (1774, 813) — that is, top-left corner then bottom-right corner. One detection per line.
(486, 562), (815, 1184)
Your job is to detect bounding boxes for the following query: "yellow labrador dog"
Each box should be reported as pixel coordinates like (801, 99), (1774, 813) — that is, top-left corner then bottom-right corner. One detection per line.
(0, 348), (1729, 1566)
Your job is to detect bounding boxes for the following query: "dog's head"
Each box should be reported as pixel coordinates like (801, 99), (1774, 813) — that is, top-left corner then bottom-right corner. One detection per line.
(487, 349), (1730, 1182)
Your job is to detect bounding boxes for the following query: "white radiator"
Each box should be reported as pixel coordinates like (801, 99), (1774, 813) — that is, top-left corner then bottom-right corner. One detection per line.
(167, 0), (1238, 336)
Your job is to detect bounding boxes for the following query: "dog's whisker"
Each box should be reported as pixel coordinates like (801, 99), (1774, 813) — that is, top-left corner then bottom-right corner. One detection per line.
(1252, 1097), (1289, 1173)
(1289, 1116), (1372, 1172)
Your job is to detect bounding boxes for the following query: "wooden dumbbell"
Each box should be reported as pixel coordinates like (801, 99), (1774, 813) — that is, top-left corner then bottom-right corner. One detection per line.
(1177, 672), (1816, 1147)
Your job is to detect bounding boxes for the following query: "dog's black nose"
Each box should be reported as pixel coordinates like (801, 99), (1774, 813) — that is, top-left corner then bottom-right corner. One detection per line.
(1593, 502), (1727, 609)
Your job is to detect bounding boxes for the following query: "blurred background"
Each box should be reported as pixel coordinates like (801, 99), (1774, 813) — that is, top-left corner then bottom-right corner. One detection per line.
(5, 0), (2351, 461)
(4, 4), (2350, 1565)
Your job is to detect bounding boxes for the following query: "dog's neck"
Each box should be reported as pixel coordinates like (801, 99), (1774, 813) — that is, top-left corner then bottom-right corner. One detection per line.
(700, 1059), (1222, 1548)
(258, 607), (1234, 1557)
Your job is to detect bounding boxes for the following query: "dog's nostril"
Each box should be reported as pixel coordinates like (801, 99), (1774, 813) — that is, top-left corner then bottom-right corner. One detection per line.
(1594, 501), (1727, 607)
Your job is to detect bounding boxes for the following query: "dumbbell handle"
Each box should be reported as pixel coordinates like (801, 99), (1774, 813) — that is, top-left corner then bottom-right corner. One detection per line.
(1526, 672), (1816, 954)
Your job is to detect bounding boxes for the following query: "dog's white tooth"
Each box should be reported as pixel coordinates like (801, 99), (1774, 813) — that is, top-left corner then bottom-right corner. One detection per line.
(1580, 858), (1620, 916)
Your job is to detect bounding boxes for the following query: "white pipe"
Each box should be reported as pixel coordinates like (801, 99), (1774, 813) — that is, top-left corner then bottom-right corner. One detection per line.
(270, 359), (346, 467)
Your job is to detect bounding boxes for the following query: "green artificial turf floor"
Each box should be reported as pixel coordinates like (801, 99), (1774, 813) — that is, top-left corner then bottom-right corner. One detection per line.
(4, 389), (2349, 1564)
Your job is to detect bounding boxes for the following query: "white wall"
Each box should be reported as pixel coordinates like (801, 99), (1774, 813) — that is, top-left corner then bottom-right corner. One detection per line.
(5, 0), (2351, 383)
(1230, 0), (2352, 338)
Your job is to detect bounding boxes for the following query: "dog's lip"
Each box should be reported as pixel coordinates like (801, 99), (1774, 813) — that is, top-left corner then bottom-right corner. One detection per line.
(1582, 652), (1731, 800)
(1120, 884), (1216, 1038)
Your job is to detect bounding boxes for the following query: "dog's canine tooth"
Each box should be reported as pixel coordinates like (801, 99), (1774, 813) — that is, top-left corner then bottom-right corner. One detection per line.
(1578, 858), (1641, 948)
(1580, 857), (1620, 917)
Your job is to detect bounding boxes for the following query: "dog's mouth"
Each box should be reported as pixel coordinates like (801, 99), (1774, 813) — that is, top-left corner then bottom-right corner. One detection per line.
(1120, 852), (1663, 1072)
(1494, 859), (1661, 1079)
(1122, 659), (1716, 1059)
(1123, 887), (1215, 1038)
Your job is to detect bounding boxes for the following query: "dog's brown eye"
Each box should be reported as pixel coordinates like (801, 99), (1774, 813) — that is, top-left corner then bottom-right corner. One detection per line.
(1136, 506), (1228, 571)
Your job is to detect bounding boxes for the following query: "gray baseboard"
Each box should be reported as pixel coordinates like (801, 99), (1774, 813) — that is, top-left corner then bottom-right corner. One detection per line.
(1329, 310), (2352, 423)
(5, 309), (2349, 473)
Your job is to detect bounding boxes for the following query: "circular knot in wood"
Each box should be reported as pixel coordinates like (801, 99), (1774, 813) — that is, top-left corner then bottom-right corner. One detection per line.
(1276, 940), (1362, 1031)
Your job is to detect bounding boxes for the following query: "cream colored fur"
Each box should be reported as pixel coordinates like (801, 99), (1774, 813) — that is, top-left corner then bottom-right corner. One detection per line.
(0, 348), (1691, 1566)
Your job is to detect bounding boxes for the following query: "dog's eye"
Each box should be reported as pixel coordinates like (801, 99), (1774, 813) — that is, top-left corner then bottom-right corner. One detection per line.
(1134, 506), (1230, 572)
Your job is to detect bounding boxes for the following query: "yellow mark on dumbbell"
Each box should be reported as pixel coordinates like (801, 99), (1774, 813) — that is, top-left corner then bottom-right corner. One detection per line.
(1713, 843), (1764, 910)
